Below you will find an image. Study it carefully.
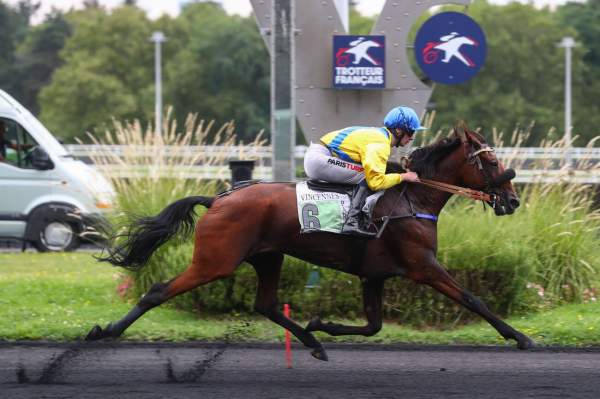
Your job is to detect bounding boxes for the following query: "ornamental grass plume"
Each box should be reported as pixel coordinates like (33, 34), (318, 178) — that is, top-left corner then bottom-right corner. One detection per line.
(83, 108), (266, 215)
(83, 109), (265, 299)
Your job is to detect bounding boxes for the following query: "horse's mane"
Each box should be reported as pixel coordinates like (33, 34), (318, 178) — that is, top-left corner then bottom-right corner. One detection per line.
(386, 135), (463, 179)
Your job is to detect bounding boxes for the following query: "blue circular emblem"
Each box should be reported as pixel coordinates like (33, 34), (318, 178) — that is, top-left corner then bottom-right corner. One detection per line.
(414, 12), (487, 85)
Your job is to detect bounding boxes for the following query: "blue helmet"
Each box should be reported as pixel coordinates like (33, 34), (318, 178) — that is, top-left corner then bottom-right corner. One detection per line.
(383, 106), (426, 134)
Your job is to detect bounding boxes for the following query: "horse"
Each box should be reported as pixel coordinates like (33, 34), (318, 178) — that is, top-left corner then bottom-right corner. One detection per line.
(86, 126), (533, 360)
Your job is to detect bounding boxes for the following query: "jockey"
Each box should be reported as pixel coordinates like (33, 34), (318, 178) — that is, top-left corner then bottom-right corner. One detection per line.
(303, 106), (426, 237)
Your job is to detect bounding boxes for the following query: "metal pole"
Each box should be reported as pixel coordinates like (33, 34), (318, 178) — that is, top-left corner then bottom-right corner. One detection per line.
(558, 36), (575, 168)
(271, 0), (295, 181)
(151, 31), (166, 135)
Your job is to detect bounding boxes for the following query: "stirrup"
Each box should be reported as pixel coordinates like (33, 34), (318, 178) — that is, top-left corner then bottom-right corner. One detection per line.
(341, 220), (377, 238)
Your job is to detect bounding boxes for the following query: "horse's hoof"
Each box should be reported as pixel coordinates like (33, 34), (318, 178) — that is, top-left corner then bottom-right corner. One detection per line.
(85, 323), (118, 341)
(305, 317), (322, 333)
(85, 325), (105, 341)
(517, 336), (536, 350)
(310, 346), (329, 361)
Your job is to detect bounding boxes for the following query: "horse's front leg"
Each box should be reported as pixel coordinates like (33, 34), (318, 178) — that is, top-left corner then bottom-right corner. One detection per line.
(411, 261), (535, 349)
(305, 278), (384, 337)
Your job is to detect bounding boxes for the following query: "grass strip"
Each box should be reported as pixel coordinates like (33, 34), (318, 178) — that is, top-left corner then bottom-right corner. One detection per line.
(1, 253), (598, 346)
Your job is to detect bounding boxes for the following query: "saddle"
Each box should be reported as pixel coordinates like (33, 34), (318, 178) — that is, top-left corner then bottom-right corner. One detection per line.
(218, 179), (357, 198)
(306, 179), (355, 196)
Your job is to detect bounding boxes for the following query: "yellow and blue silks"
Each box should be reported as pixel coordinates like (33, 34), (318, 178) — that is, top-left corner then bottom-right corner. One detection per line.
(320, 126), (403, 191)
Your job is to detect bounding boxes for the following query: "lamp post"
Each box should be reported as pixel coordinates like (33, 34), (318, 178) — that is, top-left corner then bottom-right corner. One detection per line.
(558, 36), (576, 168)
(151, 31), (166, 136)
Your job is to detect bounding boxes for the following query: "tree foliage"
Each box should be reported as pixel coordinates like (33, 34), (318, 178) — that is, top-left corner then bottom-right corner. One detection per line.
(13, 10), (71, 114)
(428, 0), (593, 144)
(38, 2), (268, 142)
(1, 0), (599, 144)
(0, 3), (17, 84)
(39, 6), (154, 140)
(349, 4), (374, 35)
(0, 0), (40, 99)
(162, 3), (269, 143)
(556, 0), (600, 143)
(350, 1), (599, 144)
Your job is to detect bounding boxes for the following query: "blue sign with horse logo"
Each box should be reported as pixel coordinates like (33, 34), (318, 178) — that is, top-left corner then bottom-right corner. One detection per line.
(414, 12), (487, 85)
(333, 35), (385, 89)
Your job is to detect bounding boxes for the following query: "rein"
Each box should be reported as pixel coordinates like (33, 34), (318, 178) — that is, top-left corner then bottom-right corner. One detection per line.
(406, 145), (497, 204)
(370, 138), (502, 238)
(415, 178), (495, 203)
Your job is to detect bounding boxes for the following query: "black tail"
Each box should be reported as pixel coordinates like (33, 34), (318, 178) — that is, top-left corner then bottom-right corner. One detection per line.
(98, 196), (214, 270)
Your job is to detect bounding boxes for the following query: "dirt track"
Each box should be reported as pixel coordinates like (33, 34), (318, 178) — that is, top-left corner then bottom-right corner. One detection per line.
(2, 342), (600, 398)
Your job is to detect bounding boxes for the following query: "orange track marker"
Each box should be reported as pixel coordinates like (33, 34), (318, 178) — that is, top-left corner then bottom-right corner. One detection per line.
(283, 303), (292, 369)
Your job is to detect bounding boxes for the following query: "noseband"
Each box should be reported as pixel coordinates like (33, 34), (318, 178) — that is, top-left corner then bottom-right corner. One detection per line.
(467, 145), (517, 210)
(467, 146), (497, 192)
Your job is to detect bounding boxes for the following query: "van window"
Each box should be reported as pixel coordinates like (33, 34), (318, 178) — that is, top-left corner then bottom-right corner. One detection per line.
(0, 118), (39, 169)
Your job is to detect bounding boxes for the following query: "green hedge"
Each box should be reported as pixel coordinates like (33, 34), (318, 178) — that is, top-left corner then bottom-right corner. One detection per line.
(128, 247), (535, 327)
(124, 243), (538, 327)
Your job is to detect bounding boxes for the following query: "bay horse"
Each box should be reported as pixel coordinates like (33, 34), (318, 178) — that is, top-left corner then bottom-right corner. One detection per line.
(86, 127), (534, 360)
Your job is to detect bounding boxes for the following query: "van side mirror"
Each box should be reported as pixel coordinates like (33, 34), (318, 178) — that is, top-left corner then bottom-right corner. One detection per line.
(30, 147), (54, 170)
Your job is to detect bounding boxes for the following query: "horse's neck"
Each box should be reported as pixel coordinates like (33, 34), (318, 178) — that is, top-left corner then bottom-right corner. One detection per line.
(407, 167), (462, 215)
(405, 184), (452, 216)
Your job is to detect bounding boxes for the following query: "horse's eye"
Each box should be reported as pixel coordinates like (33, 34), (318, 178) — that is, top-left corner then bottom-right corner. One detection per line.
(490, 160), (498, 167)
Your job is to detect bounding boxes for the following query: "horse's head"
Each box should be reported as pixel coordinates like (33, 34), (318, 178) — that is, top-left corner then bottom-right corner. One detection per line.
(407, 124), (519, 216)
(451, 126), (519, 215)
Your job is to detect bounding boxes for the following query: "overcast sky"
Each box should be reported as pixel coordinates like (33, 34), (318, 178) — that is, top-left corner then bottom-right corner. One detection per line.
(6, 0), (579, 24)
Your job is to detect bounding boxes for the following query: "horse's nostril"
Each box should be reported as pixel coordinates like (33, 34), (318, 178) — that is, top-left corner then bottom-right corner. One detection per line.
(510, 198), (520, 209)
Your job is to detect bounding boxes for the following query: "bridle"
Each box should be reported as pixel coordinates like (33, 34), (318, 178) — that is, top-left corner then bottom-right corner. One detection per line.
(415, 178), (496, 204)
(371, 139), (504, 238)
(468, 145), (497, 193)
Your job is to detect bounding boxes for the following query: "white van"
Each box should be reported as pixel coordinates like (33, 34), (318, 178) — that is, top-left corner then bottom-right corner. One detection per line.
(0, 90), (115, 251)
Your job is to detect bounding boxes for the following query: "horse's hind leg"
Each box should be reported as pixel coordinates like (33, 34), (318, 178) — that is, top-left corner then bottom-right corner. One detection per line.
(413, 262), (534, 349)
(86, 258), (237, 341)
(248, 252), (328, 361)
(305, 278), (384, 337)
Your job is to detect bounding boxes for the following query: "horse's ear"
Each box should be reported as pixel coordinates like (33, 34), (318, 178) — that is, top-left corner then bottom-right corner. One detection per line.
(454, 123), (468, 143)
(454, 121), (469, 143)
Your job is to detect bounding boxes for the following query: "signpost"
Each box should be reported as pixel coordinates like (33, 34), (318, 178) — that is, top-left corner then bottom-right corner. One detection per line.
(333, 35), (385, 89)
(414, 12), (487, 85)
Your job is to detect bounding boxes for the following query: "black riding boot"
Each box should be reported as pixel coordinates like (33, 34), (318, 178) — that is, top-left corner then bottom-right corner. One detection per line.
(341, 180), (376, 238)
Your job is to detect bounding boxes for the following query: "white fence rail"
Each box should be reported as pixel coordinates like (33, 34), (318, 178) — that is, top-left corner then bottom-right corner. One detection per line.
(66, 144), (600, 160)
(64, 145), (600, 183)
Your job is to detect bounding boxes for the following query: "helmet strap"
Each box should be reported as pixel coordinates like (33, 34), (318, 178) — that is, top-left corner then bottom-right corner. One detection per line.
(392, 128), (403, 147)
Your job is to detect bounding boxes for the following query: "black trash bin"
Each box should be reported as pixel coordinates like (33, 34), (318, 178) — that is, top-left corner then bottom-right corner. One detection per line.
(228, 160), (255, 189)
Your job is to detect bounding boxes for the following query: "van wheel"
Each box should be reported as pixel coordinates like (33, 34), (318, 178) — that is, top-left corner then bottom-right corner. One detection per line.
(25, 204), (82, 252)
(33, 220), (80, 252)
